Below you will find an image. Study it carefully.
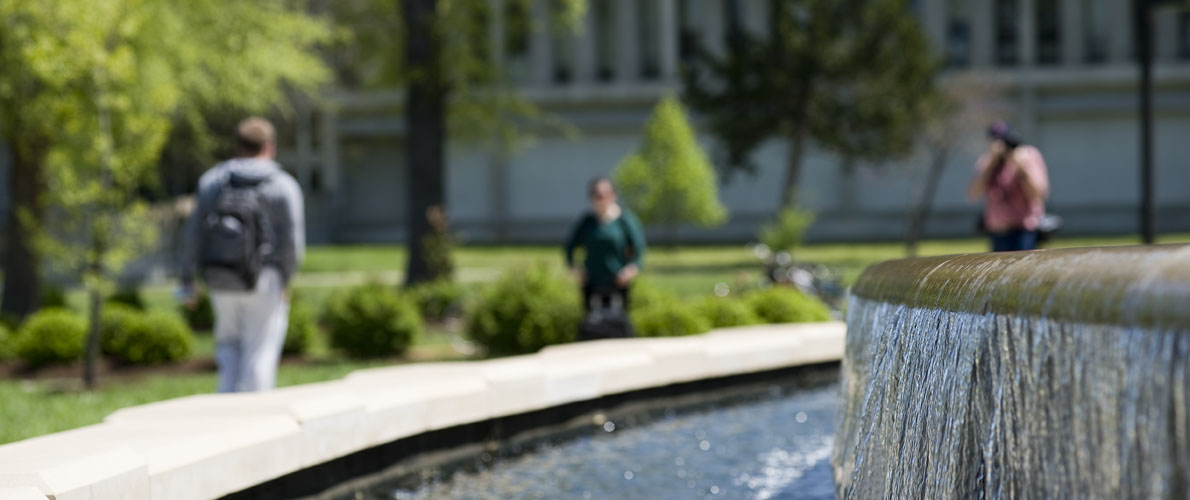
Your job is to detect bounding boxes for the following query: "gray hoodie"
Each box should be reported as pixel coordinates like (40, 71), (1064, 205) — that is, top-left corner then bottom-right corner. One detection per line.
(179, 158), (305, 287)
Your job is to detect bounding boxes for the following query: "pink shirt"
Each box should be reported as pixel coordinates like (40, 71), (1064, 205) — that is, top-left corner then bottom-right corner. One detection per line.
(975, 146), (1050, 232)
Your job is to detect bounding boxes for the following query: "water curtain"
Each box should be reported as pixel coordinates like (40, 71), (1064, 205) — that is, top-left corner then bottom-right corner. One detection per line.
(833, 245), (1190, 499)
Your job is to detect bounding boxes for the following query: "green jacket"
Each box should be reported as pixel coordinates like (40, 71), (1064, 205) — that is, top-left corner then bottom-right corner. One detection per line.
(564, 208), (647, 288)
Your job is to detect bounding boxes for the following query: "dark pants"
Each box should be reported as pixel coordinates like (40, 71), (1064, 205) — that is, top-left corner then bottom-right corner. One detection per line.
(990, 229), (1038, 252)
(582, 285), (630, 313)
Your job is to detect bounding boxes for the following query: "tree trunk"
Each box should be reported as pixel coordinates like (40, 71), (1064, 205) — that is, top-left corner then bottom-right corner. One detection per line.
(2, 140), (45, 319)
(404, 0), (448, 286)
(84, 289), (102, 389)
(905, 145), (949, 257)
(780, 123), (808, 209)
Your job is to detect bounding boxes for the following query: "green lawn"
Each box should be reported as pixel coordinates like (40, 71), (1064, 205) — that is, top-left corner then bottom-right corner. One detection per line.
(9, 232), (1189, 445)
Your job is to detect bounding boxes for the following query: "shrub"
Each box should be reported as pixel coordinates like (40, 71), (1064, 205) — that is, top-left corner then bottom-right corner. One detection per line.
(0, 323), (14, 360)
(697, 296), (761, 329)
(107, 287), (146, 310)
(102, 307), (194, 365)
(324, 283), (422, 358)
(745, 286), (832, 324)
(284, 300), (321, 356)
(406, 280), (466, 322)
(41, 286), (68, 309)
(180, 290), (214, 332)
(632, 300), (712, 337)
(465, 265), (581, 355)
(759, 207), (816, 254)
(627, 278), (678, 314)
(15, 308), (87, 368)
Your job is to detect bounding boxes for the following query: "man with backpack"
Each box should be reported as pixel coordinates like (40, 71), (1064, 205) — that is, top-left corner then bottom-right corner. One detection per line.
(178, 118), (305, 393)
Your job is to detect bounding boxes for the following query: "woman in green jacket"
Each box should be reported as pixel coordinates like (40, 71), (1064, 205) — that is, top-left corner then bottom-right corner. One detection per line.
(564, 178), (647, 312)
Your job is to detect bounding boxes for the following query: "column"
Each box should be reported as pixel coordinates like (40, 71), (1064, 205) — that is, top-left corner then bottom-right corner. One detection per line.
(614, 0), (639, 83)
(488, 0), (505, 69)
(659, 0), (679, 82)
(573, 1), (596, 84)
(920, 0), (948, 54)
(1060, 0), (1083, 66)
(1107, 0), (1132, 64)
(969, 1), (993, 67)
(701, 0), (725, 58)
(530, 0), (553, 86)
(1156, 8), (1178, 63)
(318, 105), (341, 195)
(1018, 0), (1036, 66)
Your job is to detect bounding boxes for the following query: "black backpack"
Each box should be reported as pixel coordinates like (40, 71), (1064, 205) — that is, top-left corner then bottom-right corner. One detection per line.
(579, 287), (635, 341)
(200, 174), (274, 291)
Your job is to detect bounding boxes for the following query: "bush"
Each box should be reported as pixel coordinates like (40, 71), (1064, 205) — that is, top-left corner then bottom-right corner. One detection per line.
(15, 308), (87, 368)
(465, 265), (581, 355)
(107, 287), (146, 310)
(759, 207), (815, 254)
(632, 300), (712, 337)
(627, 279), (678, 314)
(102, 307), (194, 365)
(406, 280), (466, 322)
(284, 301), (321, 356)
(41, 286), (68, 309)
(697, 296), (761, 329)
(745, 286), (832, 324)
(180, 290), (214, 332)
(324, 283), (422, 358)
(0, 323), (14, 360)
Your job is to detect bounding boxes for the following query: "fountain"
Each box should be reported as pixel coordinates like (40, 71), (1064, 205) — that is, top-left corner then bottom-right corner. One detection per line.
(833, 245), (1190, 498)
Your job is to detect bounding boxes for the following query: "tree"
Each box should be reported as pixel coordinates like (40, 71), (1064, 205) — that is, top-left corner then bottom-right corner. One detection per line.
(614, 95), (727, 246)
(905, 76), (1004, 256)
(0, 0), (330, 386)
(322, 0), (584, 285)
(682, 0), (939, 210)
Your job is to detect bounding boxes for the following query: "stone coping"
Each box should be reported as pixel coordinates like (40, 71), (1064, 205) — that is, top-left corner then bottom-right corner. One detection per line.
(852, 244), (1190, 329)
(0, 322), (843, 500)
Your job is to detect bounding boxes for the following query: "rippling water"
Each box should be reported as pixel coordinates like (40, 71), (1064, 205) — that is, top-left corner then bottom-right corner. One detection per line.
(357, 379), (839, 500)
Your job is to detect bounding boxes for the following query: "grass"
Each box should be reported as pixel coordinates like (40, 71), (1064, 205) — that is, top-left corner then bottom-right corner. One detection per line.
(7, 232), (1188, 445)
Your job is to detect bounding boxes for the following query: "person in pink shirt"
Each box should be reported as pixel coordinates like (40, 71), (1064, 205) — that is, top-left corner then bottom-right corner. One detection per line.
(968, 121), (1050, 251)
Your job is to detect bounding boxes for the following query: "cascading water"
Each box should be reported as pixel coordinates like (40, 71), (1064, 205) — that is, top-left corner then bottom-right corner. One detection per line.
(833, 245), (1190, 499)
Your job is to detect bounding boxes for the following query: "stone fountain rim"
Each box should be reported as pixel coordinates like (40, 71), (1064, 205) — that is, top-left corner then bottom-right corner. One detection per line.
(851, 244), (1190, 329)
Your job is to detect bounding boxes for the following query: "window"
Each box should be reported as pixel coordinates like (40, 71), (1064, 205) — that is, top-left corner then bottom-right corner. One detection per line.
(594, 0), (615, 81)
(946, 0), (970, 67)
(1036, 0), (1060, 65)
(678, 0), (702, 62)
(994, 0), (1019, 66)
(1084, 0), (1109, 63)
(505, 0), (531, 81)
(638, 0), (661, 79)
(551, 2), (573, 83)
(1179, 12), (1190, 60)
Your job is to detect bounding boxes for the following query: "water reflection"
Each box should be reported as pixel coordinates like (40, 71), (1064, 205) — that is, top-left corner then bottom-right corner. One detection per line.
(362, 380), (838, 500)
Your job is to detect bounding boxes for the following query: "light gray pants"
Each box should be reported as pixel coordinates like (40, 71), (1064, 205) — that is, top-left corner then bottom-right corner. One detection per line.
(212, 268), (289, 393)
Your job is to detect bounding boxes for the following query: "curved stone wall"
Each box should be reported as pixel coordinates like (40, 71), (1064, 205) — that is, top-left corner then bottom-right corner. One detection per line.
(833, 245), (1190, 499)
(0, 322), (843, 500)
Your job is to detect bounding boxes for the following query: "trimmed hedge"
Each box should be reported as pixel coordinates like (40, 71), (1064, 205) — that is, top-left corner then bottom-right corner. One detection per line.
(696, 296), (761, 328)
(101, 306), (194, 365)
(324, 283), (422, 358)
(465, 265), (581, 355)
(405, 280), (466, 322)
(745, 286), (832, 324)
(632, 300), (712, 337)
(284, 300), (321, 356)
(0, 323), (14, 360)
(15, 308), (87, 368)
(107, 287), (146, 310)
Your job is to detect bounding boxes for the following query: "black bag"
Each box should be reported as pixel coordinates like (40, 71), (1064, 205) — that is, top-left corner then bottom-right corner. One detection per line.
(579, 288), (634, 341)
(200, 174), (275, 291)
(1036, 214), (1062, 245)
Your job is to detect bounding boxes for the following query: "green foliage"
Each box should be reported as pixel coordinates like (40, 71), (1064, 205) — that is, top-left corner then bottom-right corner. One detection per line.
(41, 286), (68, 310)
(15, 309), (87, 368)
(465, 265), (581, 355)
(406, 279), (467, 322)
(0, 323), (14, 360)
(745, 287), (832, 324)
(633, 301), (712, 337)
(180, 291), (214, 332)
(107, 287), (146, 310)
(284, 301), (321, 356)
(101, 309), (193, 365)
(615, 95), (727, 235)
(760, 207), (817, 254)
(628, 279), (679, 314)
(324, 283), (422, 358)
(683, 0), (939, 206)
(697, 296), (761, 329)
